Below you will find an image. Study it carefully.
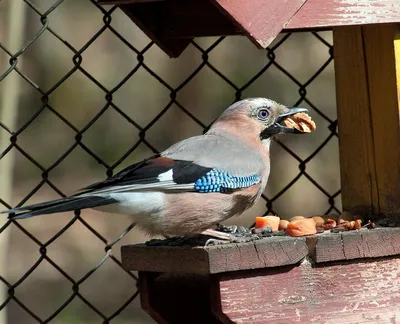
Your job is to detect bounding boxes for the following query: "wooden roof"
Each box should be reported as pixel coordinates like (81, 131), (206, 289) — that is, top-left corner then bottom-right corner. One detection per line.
(98, 0), (400, 56)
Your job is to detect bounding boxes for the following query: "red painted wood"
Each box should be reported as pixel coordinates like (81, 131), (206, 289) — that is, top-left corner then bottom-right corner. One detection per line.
(98, 0), (400, 57)
(214, 257), (400, 323)
(287, 0), (400, 29)
(211, 0), (307, 48)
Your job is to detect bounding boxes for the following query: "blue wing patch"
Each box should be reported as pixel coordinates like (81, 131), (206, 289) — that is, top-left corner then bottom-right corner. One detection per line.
(194, 169), (261, 193)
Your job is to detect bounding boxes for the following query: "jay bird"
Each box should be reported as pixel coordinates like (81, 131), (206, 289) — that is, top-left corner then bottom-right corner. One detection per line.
(2, 98), (311, 240)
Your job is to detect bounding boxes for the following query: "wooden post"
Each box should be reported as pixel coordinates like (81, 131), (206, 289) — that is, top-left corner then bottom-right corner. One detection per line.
(333, 24), (400, 217)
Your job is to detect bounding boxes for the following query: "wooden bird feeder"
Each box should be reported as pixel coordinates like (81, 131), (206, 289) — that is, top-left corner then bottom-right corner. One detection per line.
(98, 0), (400, 322)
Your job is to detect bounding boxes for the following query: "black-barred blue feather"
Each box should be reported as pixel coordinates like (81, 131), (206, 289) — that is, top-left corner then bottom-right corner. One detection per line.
(194, 168), (261, 193)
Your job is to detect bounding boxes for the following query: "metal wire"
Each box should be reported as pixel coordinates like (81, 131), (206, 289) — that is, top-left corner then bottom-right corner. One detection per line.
(0, 0), (339, 322)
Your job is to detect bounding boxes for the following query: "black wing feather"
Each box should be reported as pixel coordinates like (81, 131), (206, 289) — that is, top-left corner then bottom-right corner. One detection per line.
(4, 155), (213, 219)
(7, 196), (117, 219)
(81, 155), (211, 192)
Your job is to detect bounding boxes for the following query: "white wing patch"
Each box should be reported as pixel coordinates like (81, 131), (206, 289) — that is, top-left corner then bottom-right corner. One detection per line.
(157, 169), (173, 182)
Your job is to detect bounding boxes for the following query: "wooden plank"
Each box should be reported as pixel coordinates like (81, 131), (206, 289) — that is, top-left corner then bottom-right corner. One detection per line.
(396, 28), (400, 98)
(333, 24), (400, 216)
(333, 26), (378, 215)
(314, 228), (400, 263)
(364, 25), (400, 215)
(211, 0), (307, 48)
(207, 237), (308, 273)
(121, 236), (309, 274)
(122, 229), (400, 274)
(213, 257), (400, 323)
(287, 0), (400, 29)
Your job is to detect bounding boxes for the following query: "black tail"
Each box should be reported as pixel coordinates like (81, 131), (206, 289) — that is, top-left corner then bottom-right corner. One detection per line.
(2, 196), (117, 219)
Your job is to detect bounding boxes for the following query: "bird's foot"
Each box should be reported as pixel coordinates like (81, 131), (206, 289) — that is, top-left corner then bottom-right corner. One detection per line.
(145, 225), (273, 247)
(215, 224), (252, 235)
(200, 228), (259, 246)
(200, 228), (235, 240)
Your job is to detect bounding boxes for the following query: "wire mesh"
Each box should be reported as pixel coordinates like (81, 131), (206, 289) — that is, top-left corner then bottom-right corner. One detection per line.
(0, 0), (339, 323)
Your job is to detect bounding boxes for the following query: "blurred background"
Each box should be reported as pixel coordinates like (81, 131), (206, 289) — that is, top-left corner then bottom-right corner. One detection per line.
(0, 0), (340, 323)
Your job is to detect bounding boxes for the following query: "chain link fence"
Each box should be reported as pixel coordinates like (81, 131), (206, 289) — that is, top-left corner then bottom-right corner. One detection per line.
(0, 0), (339, 323)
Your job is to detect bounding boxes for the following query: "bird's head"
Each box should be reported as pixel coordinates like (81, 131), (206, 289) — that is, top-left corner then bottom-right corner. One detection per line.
(209, 98), (316, 142)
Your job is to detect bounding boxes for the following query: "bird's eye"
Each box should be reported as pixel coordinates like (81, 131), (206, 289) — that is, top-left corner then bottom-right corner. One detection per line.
(257, 108), (270, 120)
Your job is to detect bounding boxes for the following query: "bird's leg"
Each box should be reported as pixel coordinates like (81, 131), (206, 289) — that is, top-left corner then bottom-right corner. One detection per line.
(147, 229), (250, 247)
(200, 229), (250, 246)
(200, 227), (258, 246)
(200, 228), (233, 241)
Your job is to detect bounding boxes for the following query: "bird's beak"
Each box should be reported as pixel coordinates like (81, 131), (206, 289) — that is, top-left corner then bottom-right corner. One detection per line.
(275, 107), (309, 134)
(260, 107), (309, 139)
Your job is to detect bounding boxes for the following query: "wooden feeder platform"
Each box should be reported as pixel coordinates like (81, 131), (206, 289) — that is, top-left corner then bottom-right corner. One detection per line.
(122, 228), (400, 323)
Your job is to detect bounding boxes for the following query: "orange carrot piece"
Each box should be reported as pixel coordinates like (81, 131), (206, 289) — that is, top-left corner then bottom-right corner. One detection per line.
(287, 218), (317, 237)
(255, 217), (268, 229)
(255, 216), (280, 231)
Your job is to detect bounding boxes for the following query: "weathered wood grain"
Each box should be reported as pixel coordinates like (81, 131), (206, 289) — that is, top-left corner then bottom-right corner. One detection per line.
(287, 0), (400, 29)
(122, 236), (308, 274)
(333, 26), (377, 215)
(314, 228), (400, 263)
(123, 229), (400, 274)
(214, 257), (400, 323)
(333, 24), (400, 216)
(364, 25), (400, 216)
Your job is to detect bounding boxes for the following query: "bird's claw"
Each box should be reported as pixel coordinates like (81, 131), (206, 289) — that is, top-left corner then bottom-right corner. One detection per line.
(215, 224), (252, 235)
(204, 238), (227, 246)
(202, 230), (260, 246)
